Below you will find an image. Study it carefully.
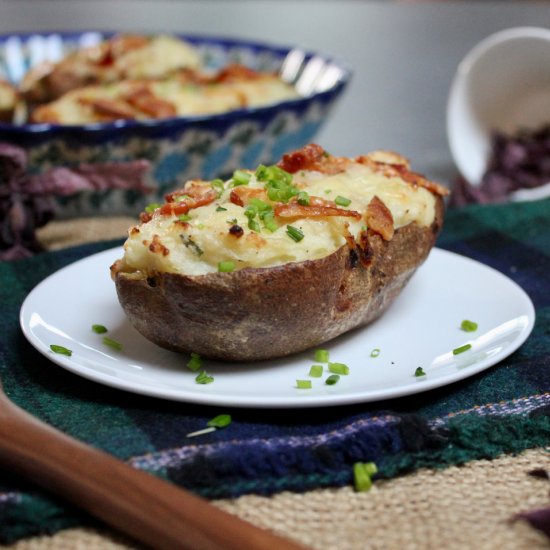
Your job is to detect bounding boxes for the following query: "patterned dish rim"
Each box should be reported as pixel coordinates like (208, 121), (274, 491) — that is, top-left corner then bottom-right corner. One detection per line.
(0, 30), (352, 139)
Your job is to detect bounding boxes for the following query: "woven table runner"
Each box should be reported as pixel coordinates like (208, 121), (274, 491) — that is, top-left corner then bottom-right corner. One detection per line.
(1, 198), (549, 546)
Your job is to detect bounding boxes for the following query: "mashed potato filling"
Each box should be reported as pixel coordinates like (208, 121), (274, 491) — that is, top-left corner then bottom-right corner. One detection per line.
(119, 151), (439, 277)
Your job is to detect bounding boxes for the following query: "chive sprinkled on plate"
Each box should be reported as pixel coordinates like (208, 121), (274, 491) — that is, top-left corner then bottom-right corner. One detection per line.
(314, 349), (329, 363)
(195, 370), (214, 384)
(370, 348), (381, 358)
(296, 379), (312, 389)
(453, 343), (472, 355)
(50, 344), (72, 356)
(328, 362), (349, 375)
(460, 320), (478, 332)
(309, 365), (324, 378)
(325, 374), (340, 385)
(186, 352), (202, 372)
(207, 414), (232, 428)
(102, 336), (122, 351)
(91, 324), (108, 334)
(414, 367), (426, 377)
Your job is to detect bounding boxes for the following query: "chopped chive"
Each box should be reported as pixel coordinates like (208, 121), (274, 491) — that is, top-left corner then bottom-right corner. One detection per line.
(186, 426), (217, 438)
(297, 191), (310, 205)
(232, 170), (251, 186)
(216, 206), (228, 212)
(296, 379), (312, 389)
(460, 320), (478, 332)
(262, 210), (278, 232)
(177, 214), (192, 222)
(414, 367), (426, 377)
(207, 414), (232, 428)
(370, 348), (381, 358)
(186, 352), (202, 372)
(91, 324), (108, 334)
(309, 364), (324, 378)
(324, 189), (332, 194)
(144, 202), (161, 213)
(102, 336), (122, 351)
(328, 362), (349, 375)
(353, 462), (376, 492)
(325, 374), (340, 385)
(335, 195), (352, 207)
(314, 349), (329, 363)
(453, 343), (472, 355)
(218, 261), (235, 273)
(211, 179), (225, 197)
(50, 344), (72, 356)
(286, 225), (304, 242)
(195, 370), (214, 384)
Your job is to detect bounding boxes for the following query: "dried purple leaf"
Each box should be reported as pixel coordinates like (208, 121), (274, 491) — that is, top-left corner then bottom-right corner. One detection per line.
(513, 506), (550, 539)
(450, 123), (550, 207)
(0, 142), (151, 261)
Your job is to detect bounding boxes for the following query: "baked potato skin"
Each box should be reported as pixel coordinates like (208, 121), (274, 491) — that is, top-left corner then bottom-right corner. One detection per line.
(113, 195), (444, 361)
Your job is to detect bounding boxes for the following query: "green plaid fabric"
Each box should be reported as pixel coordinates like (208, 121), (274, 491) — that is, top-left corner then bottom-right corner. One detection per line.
(1, 198), (549, 543)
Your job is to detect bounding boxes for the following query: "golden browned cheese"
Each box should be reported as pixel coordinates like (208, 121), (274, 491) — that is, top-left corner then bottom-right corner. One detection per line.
(112, 144), (448, 361)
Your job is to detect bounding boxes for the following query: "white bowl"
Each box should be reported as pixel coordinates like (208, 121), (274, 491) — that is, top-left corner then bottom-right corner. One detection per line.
(447, 27), (550, 185)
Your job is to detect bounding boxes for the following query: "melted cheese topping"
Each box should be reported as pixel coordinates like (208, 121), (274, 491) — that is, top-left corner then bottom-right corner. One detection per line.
(120, 162), (437, 276)
(32, 75), (299, 124)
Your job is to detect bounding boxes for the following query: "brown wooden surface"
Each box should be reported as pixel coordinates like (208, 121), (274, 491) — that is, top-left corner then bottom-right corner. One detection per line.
(0, 385), (305, 550)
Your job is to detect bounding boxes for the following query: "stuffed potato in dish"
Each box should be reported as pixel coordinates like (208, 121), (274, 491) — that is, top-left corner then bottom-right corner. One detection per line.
(111, 144), (448, 361)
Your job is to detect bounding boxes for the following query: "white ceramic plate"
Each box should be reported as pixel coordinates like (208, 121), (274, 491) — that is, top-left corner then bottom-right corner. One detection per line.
(20, 247), (535, 408)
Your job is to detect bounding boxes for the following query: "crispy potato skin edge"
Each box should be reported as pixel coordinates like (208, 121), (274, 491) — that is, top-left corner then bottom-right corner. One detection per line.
(114, 196), (444, 361)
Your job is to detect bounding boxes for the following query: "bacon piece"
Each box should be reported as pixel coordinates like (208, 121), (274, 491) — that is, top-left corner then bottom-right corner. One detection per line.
(357, 153), (449, 197)
(229, 186), (267, 207)
(79, 97), (137, 120)
(214, 64), (260, 83)
(159, 188), (217, 216)
(277, 143), (352, 175)
(124, 85), (176, 118)
(366, 196), (394, 241)
(274, 196), (361, 220)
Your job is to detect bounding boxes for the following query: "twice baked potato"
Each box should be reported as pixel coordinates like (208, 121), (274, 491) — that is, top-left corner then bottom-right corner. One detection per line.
(112, 144), (448, 361)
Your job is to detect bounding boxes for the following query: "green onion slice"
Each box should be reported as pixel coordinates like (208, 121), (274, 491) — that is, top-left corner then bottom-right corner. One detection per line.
(211, 179), (225, 197)
(216, 206), (228, 212)
(91, 324), (108, 334)
(195, 370), (214, 384)
(353, 462), (377, 492)
(231, 170), (251, 187)
(186, 352), (202, 372)
(460, 320), (478, 332)
(370, 348), (381, 358)
(314, 349), (329, 363)
(102, 337), (122, 351)
(328, 362), (350, 375)
(414, 367), (426, 377)
(325, 374), (340, 385)
(218, 261), (236, 273)
(335, 195), (352, 207)
(286, 225), (304, 242)
(207, 414), (232, 428)
(309, 365), (324, 378)
(50, 344), (72, 356)
(453, 343), (472, 355)
(144, 202), (161, 213)
(353, 462), (373, 492)
(296, 379), (312, 389)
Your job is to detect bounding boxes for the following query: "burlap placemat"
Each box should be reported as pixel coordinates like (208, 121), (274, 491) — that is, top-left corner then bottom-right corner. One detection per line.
(4, 218), (545, 549)
(8, 448), (550, 549)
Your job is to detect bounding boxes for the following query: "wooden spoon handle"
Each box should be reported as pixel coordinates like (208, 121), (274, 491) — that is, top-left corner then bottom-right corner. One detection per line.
(0, 397), (305, 550)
